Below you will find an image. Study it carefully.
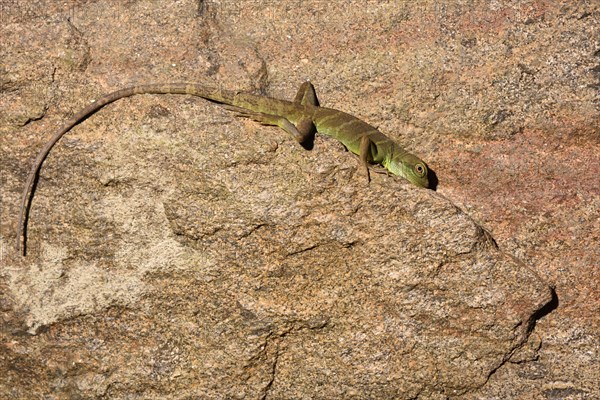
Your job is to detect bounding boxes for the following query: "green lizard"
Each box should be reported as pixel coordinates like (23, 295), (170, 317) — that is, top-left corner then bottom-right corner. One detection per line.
(16, 81), (429, 255)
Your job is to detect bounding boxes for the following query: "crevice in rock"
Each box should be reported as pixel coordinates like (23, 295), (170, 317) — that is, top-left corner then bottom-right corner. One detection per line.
(527, 286), (558, 333)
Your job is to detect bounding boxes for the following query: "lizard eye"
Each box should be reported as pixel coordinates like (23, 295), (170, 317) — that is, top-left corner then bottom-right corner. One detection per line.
(415, 163), (426, 176)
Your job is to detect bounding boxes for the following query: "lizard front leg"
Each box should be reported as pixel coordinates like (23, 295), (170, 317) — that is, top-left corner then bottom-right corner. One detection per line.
(359, 134), (374, 183)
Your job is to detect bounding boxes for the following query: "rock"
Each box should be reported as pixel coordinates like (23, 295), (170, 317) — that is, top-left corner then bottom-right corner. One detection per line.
(0, 0), (596, 399)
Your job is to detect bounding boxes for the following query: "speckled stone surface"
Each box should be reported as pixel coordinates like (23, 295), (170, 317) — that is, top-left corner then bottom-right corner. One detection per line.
(1, 1), (597, 398)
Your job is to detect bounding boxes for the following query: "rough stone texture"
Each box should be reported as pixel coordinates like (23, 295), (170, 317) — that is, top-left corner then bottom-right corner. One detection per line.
(0, 0), (596, 399)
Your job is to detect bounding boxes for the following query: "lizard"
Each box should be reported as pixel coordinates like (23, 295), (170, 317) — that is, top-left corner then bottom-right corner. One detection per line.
(16, 81), (430, 256)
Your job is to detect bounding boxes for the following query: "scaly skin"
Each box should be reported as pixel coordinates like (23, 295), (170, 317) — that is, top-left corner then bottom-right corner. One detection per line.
(16, 82), (429, 255)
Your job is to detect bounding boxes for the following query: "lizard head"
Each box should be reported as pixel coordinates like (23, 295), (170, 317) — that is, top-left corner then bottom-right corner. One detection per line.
(387, 152), (429, 188)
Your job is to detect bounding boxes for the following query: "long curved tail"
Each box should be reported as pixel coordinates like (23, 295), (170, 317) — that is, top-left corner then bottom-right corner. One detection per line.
(16, 83), (238, 255)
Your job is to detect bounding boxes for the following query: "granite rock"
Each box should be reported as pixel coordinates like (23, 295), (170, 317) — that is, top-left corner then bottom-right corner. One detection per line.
(1, 1), (596, 398)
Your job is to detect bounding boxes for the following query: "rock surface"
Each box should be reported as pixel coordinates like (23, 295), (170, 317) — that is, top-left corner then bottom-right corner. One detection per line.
(0, 1), (596, 399)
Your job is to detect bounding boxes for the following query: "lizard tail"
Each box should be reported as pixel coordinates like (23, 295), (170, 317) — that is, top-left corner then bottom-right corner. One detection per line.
(16, 83), (238, 255)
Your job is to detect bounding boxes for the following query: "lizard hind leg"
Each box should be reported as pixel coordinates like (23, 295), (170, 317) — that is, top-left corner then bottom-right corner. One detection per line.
(224, 105), (306, 143)
(224, 81), (320, 145)
(294, 81), (319, 106)
(290, 81), (319, 146)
